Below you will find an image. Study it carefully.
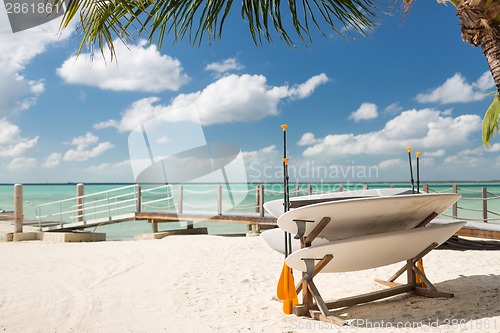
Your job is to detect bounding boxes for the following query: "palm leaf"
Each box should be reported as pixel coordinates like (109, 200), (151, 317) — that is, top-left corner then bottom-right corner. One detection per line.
(53, 0), (383, 57)
(53, 0), (150, 58)
(482, 95), (500, 146)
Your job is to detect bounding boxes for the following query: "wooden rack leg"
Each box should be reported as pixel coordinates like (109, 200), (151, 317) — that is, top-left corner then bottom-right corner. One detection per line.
(295, 254), (333, 295)
(307, 280), (330, 316)
(412, 265), (454, 298)
(415, 212), (439, 228)
(304, 217), (331, 246)
(375, 242), (439, 288)
(413, 265), (436, 291)
(297, 257), (345, 325)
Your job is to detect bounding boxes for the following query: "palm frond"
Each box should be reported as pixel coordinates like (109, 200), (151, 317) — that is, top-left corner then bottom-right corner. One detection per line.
(482, 95), (500, 146)
(238, 0), (381, 46)
(54, 0), (151, 59)
(54, 0), (383, 55)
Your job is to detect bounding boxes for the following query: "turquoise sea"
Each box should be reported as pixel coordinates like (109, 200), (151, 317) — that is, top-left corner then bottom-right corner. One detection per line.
(1, 182), (499, 240)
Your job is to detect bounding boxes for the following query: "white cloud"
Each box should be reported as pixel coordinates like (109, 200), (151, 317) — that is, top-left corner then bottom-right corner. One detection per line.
(487, 143), (500, 152)
(443, 154), (488, 169)
(94, 119), (118, 130)
(475, 71), (496, 91)
(0, 118), (38, 157)
(64, 132), (114, 161)
(96, 73), (329, 132)
(6, 157), (37, 172)
(438, 145), (500, 179)
(57, 40), (190, 93)
(242, 145), (282, 181)
(0, 6), (75, 118)
(288, 74), (329, 99)
(205, 58), (244, 76)
(378, 158), (404, 170)
(384, 102), (403, 115)
(42, 153), (62, 168)
(415, 72), (494, 104)
(303, 108), (481, 157)
(156, 136), (170, 144)
(86, 160), (131, 173)
(298, 132), (318, 146)
(455, 143), (500, 157)
(349, 103), (378, 122)
(242, 145), (278, 161)
(424, 149), (446, 157)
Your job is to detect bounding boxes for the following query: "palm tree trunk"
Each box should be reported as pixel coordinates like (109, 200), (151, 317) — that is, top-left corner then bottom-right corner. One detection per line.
(457, 0), (500, 94)
(481, 36), (500, 95)
(479, 33), (500, 93)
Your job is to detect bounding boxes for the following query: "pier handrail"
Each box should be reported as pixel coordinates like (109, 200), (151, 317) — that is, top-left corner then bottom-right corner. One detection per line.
(35, 184), (174, 230)
(28, 182), (500, 233)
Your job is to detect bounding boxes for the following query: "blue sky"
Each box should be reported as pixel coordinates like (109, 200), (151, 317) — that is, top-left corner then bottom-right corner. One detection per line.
(0, 1), (499, 184)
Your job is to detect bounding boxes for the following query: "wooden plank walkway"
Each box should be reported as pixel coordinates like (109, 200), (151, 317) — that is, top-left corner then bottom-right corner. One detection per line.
(456, 228), (500, 240)
(34, 210), (277, 233)
(135, 211), (277, 224)
(431, 219), (500, 241)
(40, 213), (137, 232)
(135, 211), (277, 233)
(0, 211), (14, 221)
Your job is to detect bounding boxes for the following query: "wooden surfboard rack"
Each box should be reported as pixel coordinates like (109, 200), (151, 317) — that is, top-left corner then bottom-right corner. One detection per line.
(291, 212), (454, 325)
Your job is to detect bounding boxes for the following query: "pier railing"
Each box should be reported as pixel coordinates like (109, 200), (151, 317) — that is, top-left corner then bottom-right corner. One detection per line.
(423, 184), (500, 223)
(7, 182), (500, 233)
(257, 183), (500, 224)
(34, 184), (174, 230)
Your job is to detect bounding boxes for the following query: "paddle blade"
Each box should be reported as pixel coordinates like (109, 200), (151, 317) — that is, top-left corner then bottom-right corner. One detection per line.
(276, 262), (287, 300)
(288, 268), (299, 305)
(416, 259), (428, 288)
(282, 266), (299, 314)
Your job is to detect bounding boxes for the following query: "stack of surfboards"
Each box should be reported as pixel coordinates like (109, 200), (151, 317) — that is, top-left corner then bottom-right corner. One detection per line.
(261, 188), (465, 273)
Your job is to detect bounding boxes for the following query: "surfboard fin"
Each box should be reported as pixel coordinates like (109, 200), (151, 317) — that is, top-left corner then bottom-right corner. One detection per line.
(293, 219), (314, 239)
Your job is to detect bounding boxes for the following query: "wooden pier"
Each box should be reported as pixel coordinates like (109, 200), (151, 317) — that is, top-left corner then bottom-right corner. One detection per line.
(1, 183), (500, 241)
(135, 211), (277, 233)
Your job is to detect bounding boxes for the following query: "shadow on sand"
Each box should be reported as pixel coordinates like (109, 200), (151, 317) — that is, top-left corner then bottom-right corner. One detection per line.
(331, 274), (500, 329)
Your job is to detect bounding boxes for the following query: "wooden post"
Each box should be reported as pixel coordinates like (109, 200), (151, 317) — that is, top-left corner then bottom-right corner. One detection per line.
(307, 184), (312, 195)
(76, 183), (84, 222)
(452, 184), (458, 219)
(423, 183), (429, 193)
(14, 184), (23, 233)
(255, 185), (260, 213)
(259, 185), (265, 218)
(251, 185), (260, 232)
(135, 184), (141, 213)
(217, 185), (222, 215)
(406, 259), (416, 286)
(178, 185), (183, 214)
(483, 187), (488, 223)
(150, 219), (158, 233)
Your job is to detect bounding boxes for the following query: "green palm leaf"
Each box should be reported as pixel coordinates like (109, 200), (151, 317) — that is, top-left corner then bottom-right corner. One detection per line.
(54, 0), (383, 57)
(482, 95), (500, 146)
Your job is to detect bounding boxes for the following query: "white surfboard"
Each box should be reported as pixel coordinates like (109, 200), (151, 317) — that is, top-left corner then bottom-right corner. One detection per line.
(286, 221), (466, 273)
(260, 228), (330, 255)
(264, 188), (415, 218)
(277, 193), (460, 241)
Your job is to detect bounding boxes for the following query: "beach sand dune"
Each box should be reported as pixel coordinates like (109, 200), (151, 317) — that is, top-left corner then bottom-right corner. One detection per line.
(0, 235), (499, 332)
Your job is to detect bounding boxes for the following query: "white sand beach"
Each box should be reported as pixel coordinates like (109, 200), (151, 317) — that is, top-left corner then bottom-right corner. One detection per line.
(0, 235), (499, 332)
